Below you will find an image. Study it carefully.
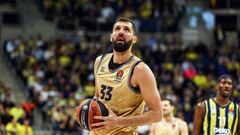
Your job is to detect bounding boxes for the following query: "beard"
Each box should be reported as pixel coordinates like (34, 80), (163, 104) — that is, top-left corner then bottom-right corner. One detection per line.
(112, 39), (133, 52)
(163, 111), (171, 117)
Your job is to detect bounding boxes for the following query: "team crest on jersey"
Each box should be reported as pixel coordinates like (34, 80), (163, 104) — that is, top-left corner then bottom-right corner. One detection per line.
(114, 70), (124, 83)
(228, 107), (234, 116)
(229, 107), (234, 112)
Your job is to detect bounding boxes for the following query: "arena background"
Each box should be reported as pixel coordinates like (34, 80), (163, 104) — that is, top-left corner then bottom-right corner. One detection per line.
(0, 0), (240, 134)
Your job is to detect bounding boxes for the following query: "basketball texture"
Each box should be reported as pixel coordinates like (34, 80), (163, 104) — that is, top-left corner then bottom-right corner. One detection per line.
(75, 98), (109, 130)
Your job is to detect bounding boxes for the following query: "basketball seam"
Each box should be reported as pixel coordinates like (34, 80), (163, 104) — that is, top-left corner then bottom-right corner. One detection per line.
(89, 99), (94, 130)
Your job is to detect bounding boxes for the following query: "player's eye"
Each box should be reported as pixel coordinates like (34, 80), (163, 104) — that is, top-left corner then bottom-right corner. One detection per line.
(124, 27), (130, 32)
(115, 27), (120, 31)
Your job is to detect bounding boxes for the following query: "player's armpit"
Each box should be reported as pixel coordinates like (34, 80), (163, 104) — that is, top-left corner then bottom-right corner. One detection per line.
(192, 102), (205, 135)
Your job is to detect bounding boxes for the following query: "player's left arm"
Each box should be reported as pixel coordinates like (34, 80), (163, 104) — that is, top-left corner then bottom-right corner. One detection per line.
(179, 120), (189, 135)
(92, 62), (162, 129)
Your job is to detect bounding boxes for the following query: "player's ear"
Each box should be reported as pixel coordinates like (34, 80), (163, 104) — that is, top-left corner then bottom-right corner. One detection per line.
(110, 34), (113, 42)
(132, 36), (137, 44)
(215, 84), (219, 91)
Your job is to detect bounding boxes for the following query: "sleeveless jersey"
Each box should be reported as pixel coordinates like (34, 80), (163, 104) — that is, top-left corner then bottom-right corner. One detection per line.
(91, 53), (145, 135)
(202, 98), (239, 135)
(151, 118), (183, 135)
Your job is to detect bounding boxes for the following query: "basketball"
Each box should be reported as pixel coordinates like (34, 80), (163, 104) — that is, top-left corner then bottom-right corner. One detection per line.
(75, 98), (109, 130)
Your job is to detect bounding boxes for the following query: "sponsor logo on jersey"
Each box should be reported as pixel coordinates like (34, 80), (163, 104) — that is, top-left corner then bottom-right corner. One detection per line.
(214, 127), (230, 135)
(114, 70), (124, 83)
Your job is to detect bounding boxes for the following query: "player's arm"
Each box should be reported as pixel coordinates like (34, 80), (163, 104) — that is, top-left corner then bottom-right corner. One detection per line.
(92, 62), (162, 129)
(236, 108), (240, 135)
(116, 62), (162, 126)
(93, 56), (102, 98)
(192, 102), (205, 135)
(179, 120), (189, 135)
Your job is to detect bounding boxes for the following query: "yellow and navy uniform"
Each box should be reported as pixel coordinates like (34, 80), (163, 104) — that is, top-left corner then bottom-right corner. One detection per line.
(202, 98), (239, 135)
(91, 53), (145, 135)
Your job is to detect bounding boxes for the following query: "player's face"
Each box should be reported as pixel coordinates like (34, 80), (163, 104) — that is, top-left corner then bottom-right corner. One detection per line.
(110, 21), (137, 52)
(162, 100), (173, 116)
(216, 78), (233, 98)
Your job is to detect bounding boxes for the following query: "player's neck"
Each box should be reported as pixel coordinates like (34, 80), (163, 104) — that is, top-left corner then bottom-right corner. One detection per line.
(164, 114), (174, 122)
(214, 96), (230, 106)
(113, 51), (132, 64)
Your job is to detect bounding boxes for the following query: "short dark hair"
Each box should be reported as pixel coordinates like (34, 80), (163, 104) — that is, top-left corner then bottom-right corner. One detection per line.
(162, 98), (175, 106)
(217, 74), (233, 83)
(113, 17), (137, 34)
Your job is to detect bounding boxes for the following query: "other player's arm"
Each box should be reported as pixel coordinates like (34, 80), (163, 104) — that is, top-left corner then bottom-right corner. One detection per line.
(236, 108), (240, 135)
(179, 120), (189, 135)
(192, 102), (205, 135)
(93, 56), (102, 98)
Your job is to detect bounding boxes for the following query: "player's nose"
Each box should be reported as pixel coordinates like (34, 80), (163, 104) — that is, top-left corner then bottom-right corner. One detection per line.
(118, 29), (124, 34)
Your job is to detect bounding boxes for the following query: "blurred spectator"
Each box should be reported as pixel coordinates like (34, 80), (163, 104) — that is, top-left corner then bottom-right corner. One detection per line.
(214, 24), (226, 46)
(22, 99), (36, 122)
(9, 103), (26, 121)
(19, 119), (33, 135)
(5, 118), (22, 135)
(0, 121), (6, 134)
(183, 62), (197, 80)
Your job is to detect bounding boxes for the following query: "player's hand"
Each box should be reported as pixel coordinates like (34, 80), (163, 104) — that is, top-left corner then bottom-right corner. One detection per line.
(91, 105), (119, 131)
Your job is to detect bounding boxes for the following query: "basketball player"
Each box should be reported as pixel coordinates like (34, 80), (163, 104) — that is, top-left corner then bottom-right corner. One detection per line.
(149, 99), (189, 135)
(90, 18), (163, 135)
(193, 74), (240, 135)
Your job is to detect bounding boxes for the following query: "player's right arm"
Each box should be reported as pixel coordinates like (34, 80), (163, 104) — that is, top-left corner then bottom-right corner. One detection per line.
(236, 107), (240, 135)
(93, 56), (102, 98)
(192, 102), (205, 135)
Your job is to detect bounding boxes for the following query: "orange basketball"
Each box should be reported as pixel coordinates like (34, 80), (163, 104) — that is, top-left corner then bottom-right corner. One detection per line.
(75, 98), (109, 130)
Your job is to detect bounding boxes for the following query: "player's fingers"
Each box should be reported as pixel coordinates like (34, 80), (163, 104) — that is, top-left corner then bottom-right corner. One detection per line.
(91, 125), (108, 131)
(91, 121), (106, 127)
(94, 116), (107, 120)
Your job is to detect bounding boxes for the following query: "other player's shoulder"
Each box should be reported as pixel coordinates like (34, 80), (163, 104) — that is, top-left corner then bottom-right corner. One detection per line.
(194, 101), (206, 116)
(175, 118), (187, 125)
(196, 101), (205, 109)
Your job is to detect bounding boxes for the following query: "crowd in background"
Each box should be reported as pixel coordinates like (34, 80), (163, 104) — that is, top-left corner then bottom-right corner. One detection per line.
(3, 31), (240, 134)
(0, 81), (34, 134)
(36, 0), (185, 32)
